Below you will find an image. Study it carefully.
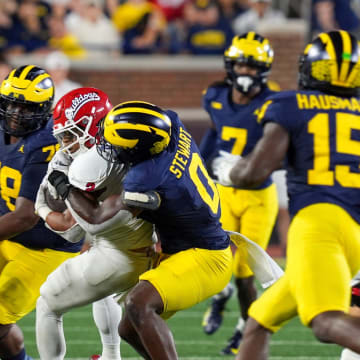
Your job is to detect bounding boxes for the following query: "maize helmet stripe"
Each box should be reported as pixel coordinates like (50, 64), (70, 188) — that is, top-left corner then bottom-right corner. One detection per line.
(13, 65), (44, 81)
(12, 65), (29, 79)
(104, 123), (169, 149)
(343, 37), (360, 86)
(104, 128), (139, 148)
(115, 101), (171, 127)
(247, 31), (255, 41)
(346, 58), (360, 85)
(21, 65), (36, 80)
(109, 122), (170, 138)
(224, 32), (273, 67)
(339, 30), (352, 83)
(319, 32), (338, 82)
(111, 107), (170, 125)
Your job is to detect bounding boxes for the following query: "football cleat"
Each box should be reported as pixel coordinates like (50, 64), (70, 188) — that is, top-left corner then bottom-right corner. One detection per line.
(202, 284), (234, 335)
(25, 356), (34, 360)
(89, 355), (101, 360)
(221, 329), (243, 355)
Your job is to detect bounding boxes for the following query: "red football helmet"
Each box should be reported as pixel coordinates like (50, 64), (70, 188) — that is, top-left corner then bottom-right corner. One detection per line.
(53, 87), (112, 158)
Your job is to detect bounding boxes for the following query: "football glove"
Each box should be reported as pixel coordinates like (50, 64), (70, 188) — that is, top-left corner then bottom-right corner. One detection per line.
(48, 170), (73, 200)
(49, 150), (72, 175)
(211, 150), (241, 186)
(44, 151), (73, 199)
(35, 183), (53, 221)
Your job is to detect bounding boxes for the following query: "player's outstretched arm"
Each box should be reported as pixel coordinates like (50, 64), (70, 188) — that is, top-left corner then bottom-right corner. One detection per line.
(230, 122), (289, 188)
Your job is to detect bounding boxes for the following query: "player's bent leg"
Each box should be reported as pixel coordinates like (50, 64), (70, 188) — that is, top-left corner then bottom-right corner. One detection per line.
(126, 247), (232, 359)
(92, 296), (122, 360)
(0, 242), (76, 360)
(36, 296), (66, 360)
(286, 204), (360, 352)
(36, 250), (130, 360)
(235, 317), (271, 360)
(118, 305), (152, 360)
(311, 311), (360, 352)
(202, 282), (234, 335)
(123, 280), (178, 360)
(237, 275), (297, 360)
(221, 276), (257, 354)
(235, 276), (257, 320)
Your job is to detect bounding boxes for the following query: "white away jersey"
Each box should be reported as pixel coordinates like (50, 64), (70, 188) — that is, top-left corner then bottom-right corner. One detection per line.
(68, 147), (154, 251)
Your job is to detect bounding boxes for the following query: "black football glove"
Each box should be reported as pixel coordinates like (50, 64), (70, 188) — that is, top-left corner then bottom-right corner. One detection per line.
(47, 170), (73, 200)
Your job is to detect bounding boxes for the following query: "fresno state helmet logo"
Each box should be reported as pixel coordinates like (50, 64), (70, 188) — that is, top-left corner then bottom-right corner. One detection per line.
(65, 92), (101, 121)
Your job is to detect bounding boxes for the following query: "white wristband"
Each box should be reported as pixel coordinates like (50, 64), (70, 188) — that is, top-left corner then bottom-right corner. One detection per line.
(36, 206), (53, 222)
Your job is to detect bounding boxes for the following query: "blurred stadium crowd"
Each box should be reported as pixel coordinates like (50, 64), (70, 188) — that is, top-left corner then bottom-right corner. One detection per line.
(0, 0), (295, 58)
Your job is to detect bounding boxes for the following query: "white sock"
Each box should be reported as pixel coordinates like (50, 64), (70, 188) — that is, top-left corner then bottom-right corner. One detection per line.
(340, 348), (360, 360)
(36, 296), (66, 360)
(235, 317), (246, 332)
(213, 283), (234, 301)
(92, 296), (122, 360)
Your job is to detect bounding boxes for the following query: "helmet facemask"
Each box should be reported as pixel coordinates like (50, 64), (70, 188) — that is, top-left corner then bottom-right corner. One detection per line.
(54, 114), (97, 159)
(225, 58), (269, 95)
(0, 97), (50, 137)
(96, 120), (154, 166)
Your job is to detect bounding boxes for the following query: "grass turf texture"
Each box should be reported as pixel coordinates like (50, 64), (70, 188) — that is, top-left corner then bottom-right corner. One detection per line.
(20, 276), (342, 359)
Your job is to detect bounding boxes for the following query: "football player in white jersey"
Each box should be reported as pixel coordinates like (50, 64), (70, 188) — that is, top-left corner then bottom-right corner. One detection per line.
(34, 88), (154, 360)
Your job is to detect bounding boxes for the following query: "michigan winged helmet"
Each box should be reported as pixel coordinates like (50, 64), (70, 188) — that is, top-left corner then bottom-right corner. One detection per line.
(0, 65), (54, 137)
(224, 32), (274, 94)
(97, 101), (172, 165)
(298, 30), (360, 96)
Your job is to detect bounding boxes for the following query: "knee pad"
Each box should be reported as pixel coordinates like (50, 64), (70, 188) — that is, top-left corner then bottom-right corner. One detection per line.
(37, 295), (62, 319)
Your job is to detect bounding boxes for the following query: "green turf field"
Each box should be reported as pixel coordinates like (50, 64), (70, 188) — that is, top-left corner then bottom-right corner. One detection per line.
(20, 278), (343, 360)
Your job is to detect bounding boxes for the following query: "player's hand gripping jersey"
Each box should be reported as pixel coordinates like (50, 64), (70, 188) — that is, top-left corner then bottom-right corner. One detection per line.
(260, 90), (360, 222)
(123, 110), (229, 254)
(203, 85), (276, 189)
(0, 119), (81, 252)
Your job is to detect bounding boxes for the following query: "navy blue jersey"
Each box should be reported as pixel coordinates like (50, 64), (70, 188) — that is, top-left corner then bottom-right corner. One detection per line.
(0, 119), (82, 252)
(261, 90), (360, 223)
(123, 110), (230, 254)
(203, 84), (276, 189)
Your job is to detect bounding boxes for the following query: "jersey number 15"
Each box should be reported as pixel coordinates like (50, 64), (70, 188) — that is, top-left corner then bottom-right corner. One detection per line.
(308, 112), (360, 188)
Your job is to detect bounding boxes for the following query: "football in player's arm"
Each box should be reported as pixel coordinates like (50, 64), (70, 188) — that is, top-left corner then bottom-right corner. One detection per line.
(210, 30), (360, 360)
(35, 87), (131, 360)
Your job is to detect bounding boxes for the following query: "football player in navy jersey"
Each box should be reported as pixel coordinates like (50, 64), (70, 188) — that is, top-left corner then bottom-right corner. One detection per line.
(200, 32), (279, 355)
(0, 65), (83, 360)
(210, 30), (360, 359)
(47, 101), (233, 360)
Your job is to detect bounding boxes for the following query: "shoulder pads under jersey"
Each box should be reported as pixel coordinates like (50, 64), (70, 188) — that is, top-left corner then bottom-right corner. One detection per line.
(68, 146), (125, 194)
